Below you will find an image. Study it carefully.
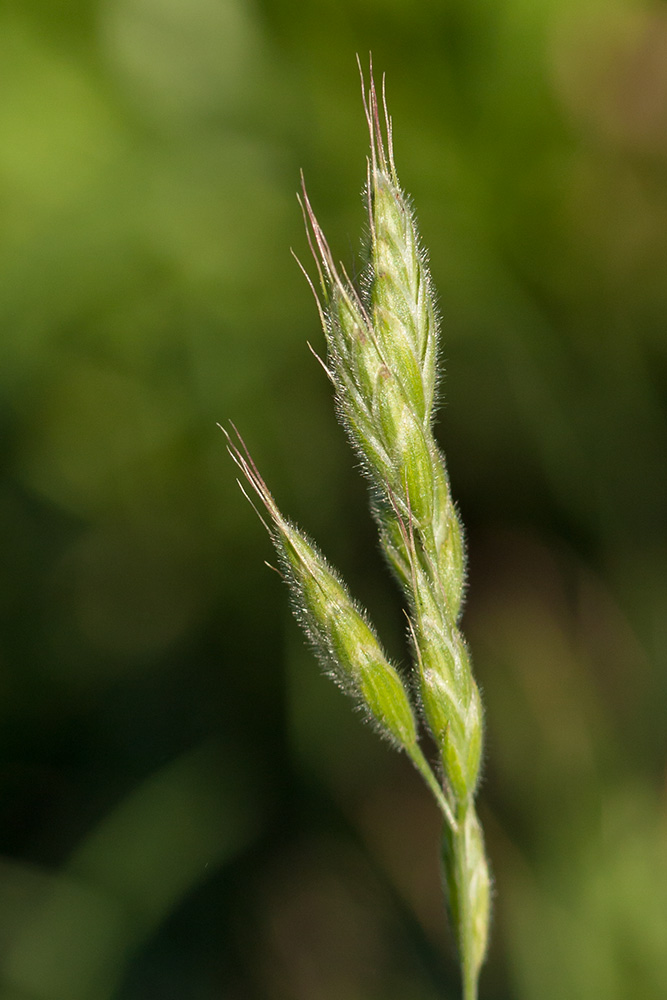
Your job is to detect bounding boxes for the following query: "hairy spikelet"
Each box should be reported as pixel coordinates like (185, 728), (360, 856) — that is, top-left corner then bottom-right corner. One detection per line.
(227, 62), (490, 1000)
(300, 79), (465, 625)
(223, 426), (419, 751)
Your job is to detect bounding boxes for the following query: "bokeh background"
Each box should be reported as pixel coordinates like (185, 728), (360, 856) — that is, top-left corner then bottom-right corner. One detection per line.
(1, 0), (666, 997)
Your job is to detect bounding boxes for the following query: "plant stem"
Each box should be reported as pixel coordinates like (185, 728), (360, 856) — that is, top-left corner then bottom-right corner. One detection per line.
(408, 743), (457, 833)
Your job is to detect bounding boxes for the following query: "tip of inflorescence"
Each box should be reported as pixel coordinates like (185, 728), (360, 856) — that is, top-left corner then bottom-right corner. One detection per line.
(356, 53), (396, 182)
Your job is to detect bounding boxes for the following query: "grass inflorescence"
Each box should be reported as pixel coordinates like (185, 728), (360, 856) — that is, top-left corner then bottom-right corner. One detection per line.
(225, 60), (490, 1000)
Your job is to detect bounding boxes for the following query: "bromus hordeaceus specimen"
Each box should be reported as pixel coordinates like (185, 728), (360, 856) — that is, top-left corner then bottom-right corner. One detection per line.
(225, 64), (490, 1000)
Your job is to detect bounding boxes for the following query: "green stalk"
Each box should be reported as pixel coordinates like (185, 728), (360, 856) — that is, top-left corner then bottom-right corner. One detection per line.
(408, 742), (458, 833)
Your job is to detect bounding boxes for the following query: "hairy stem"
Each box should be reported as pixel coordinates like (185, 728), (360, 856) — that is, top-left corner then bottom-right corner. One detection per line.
(408, 743), (457, 833)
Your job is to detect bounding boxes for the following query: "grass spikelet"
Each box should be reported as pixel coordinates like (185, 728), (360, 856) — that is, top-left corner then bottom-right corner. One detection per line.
(224, 425), (425, 758)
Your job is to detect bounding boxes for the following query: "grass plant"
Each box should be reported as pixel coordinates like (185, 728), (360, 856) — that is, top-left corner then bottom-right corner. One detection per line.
(225, 62), (490, 1000)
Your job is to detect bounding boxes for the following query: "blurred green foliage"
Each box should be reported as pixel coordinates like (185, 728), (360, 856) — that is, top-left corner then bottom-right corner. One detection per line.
(0, 0), (666, 997)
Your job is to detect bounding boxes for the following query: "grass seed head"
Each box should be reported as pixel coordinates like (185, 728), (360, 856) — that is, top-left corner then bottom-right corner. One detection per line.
(280, 526), (419, 750)
(224, 424), (418, 752)
(228, 60), (491, 996)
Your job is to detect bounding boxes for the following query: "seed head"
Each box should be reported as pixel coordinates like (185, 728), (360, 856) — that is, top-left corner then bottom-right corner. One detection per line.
(223, 425), (418, 751)
(227, 61), (491, 997)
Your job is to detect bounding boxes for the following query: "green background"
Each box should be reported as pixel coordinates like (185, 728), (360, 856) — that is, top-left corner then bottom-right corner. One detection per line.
(1, 0), (666, 997)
